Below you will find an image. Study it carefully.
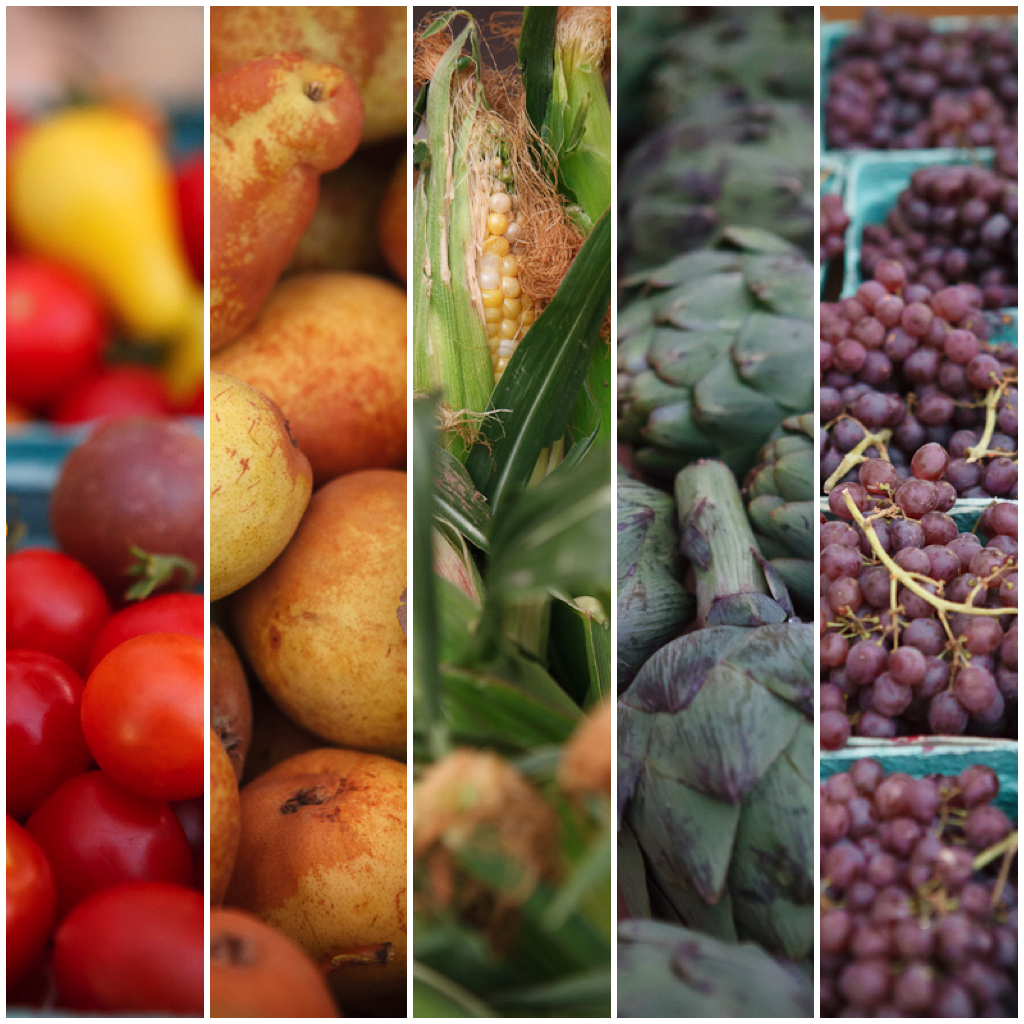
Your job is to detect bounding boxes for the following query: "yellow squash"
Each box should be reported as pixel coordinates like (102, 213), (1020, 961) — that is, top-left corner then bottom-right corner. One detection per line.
(8, 105), (194, 340)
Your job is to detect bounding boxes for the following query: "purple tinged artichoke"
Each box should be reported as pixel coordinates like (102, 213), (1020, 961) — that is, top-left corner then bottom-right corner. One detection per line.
(618, 460), (813, 961)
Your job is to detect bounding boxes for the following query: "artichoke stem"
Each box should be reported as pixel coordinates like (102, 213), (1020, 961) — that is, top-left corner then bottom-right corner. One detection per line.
(675, 460), (786, 628)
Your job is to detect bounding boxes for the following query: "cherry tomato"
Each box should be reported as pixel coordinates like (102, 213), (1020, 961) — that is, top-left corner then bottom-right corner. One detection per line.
(6, 548), (111, 676)
(6, 650), (93, 819)
(51, 364), (172, 425)
(25, 770), (192, 917)
(6, 256), (108, 412)
(86, 591), (204, 673)
(53, 881), (204, 1014)
(6, 816), (56, 989)
(81, 632), (204, 801)
(175, 151), (204, 284)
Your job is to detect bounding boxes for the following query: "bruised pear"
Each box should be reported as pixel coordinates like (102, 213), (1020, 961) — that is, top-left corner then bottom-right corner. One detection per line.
(211, 52), (364, 350)
(210, 372), (312, 601)
(229, 470), (406, 755)
(225, 748), (407, 1006)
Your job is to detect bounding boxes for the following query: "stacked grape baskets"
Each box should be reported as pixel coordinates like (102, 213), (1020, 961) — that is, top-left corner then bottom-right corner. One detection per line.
(818, 10), (1017, 1018)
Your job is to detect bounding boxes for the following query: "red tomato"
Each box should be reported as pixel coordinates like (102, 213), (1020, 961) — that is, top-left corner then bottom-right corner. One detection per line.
(86, 591), (204, 674)
(50, 363), (172, 425)
(6, 816), (57, 989)
(53, 881), (204, 1014)
(171, 796), (205, 891)
(6, 548), (111, 676)
(25, 771), (192, 917)
(81, 633), (204, 801)
(6, 650), (93, 819)
(6, 257), (108, 412)
(175, 151), (204, 284)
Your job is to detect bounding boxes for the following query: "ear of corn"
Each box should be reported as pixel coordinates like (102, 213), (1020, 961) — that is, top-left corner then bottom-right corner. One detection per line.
(413, 22), (541, 462)
(549, 7), (612, 232)
(413, 22), (493, 454)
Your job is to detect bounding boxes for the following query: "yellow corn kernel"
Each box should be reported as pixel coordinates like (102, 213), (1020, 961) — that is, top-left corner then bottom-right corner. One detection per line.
(502, 276), (521, 299)
(487, 211), (509, 236)
(484, 304), (503, 323)
(481, 287), (503, 308)
(499, 318), (519, 340)
(483, 235), (510, 256)
(502, 297), (521, 319)
(501, 254), (518, 277)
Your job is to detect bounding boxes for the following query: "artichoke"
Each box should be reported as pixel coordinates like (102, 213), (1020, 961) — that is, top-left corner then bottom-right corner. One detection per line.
(618, 227), (814, 481)
(744, 412), (815, 611)
(616, 477), (692, 692)
(618, 919), (813, 1018)
(621, 99), (815, 272)
(618, 461), (813, 962)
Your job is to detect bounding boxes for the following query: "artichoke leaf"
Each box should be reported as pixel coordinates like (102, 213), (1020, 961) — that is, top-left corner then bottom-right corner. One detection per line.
(618, 919), (814, 1018)
(732, 312), (813, 410)
(729, 720), (814, 960)
(627, 761), (741, 905)
(617, 820), (652, 920)
(648, 327), (736, 388)
(743, 252), (815, 317)
(623, 626), (806, 803)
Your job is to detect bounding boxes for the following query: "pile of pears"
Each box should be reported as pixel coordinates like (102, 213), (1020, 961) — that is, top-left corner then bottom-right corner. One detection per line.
(205, 8), (408, 1018)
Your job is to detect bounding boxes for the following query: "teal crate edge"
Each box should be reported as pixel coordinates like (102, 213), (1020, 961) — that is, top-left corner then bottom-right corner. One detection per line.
(821, 740), (1018, 819)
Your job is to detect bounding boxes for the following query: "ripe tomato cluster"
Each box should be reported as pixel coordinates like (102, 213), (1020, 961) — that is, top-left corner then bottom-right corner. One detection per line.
(6, 553), (205, 1014)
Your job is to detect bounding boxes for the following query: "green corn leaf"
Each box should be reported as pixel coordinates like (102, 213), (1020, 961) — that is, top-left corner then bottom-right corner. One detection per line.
(484, 443), (612, 605)
(465, 210), (611, 513)
(413, 961), (497, 1018)
(433, 446), (491, 553)
(520, 7), (558, 144)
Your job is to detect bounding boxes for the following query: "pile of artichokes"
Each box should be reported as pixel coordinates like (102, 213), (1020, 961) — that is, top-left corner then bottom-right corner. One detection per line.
(616, 7), (815, 1016)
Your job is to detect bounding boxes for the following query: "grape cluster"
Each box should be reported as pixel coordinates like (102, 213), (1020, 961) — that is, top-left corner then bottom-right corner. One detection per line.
(822, 192), (851, 263)
(825, 10), (1017, 151)
(820, 499), (1017, 749)
(821, 263), (1018, 501)
(821, 759), (1017, 1017)
(860, 165), (1018, 310)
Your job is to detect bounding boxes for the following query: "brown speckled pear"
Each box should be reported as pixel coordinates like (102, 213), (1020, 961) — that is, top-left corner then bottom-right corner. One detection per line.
(211, 52), (363, 351)
(228, 469), (406, 756)
(224, 748), (407, 1007)
(210, 372), (312, 602)
(211, 271), (407, 487)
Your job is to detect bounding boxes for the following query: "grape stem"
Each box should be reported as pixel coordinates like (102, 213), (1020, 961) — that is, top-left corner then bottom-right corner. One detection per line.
(823, 422), (892, 494)
(841, 491), (1018, 620)
(965, 369), (1018, 465)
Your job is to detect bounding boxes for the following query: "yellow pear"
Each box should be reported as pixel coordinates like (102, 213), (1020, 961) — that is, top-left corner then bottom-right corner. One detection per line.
(210, 372), (313, 601)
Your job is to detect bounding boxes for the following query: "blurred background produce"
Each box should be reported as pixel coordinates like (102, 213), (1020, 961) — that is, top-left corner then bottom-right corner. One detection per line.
(411, 7), (613, 1017)
(7, 9), (206, 1015)
(6, 7), (204, 428)
(206, 6), (409, 1018)
(616, 8), (814, 1017)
